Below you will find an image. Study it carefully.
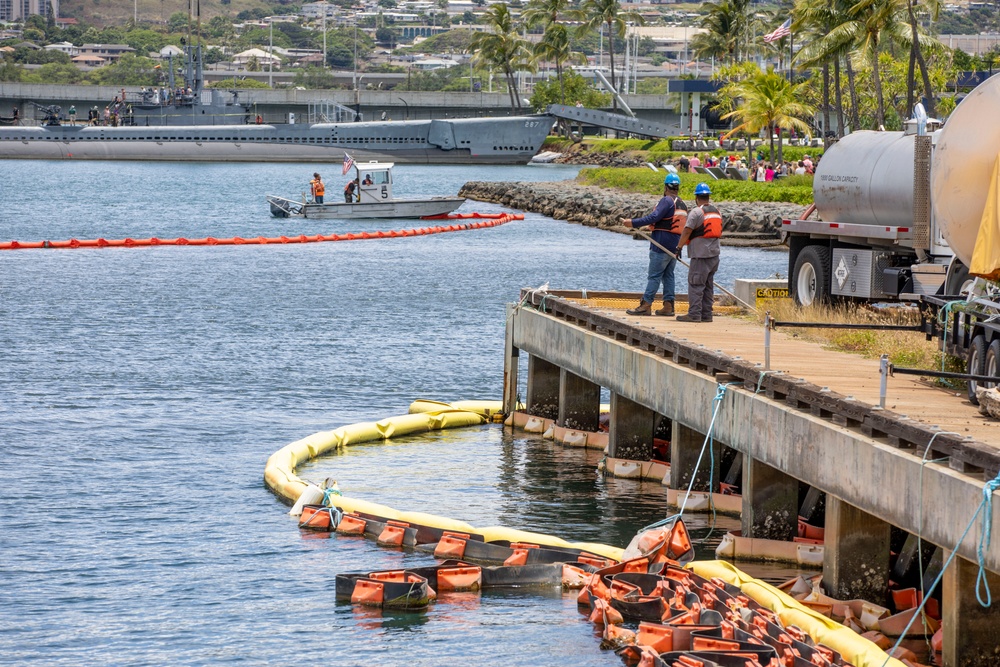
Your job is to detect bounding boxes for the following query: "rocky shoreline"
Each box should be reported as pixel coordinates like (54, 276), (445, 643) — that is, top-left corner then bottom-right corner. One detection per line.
(459, 180), (802, 248)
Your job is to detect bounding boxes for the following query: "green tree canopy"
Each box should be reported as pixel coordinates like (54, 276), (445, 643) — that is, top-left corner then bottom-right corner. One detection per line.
(88, 54), (160, 86)
(530, 70), (611, 111)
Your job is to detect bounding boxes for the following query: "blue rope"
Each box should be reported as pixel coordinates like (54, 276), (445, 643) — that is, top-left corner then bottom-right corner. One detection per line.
(881, 471), (1000, 666)
(977, 472), (1000, 607)
(322, 486), (342, 506)
(637, 513), (681, 534)
(678, 383), (732, 518)
(937, 299), (969, 374)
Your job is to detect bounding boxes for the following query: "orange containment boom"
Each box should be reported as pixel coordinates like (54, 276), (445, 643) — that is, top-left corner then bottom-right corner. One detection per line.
(0, 212), (524, 251)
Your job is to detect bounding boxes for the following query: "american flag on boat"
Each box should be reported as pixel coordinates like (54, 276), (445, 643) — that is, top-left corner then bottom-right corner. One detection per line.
(763, 18), (792, 43)
(342, 153), (355, 175)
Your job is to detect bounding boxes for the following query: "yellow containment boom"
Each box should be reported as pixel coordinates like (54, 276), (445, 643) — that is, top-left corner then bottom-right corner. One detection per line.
(688, 561), (906, 667)
(263, 403), (625, 561)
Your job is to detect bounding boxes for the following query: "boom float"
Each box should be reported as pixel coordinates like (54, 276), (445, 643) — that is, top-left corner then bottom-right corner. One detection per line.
(0, 212), (523, 251)
(265, 401), (904, 667)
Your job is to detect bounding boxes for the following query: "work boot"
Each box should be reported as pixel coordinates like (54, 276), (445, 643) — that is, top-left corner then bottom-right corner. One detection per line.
(675, 314), (702, 323)
(626, 300), (652, 316)
(655, 301), (675, 317)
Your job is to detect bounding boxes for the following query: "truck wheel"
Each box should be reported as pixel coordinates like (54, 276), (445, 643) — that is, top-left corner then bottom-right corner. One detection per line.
(791, 245), (831, 307)
(985, 339), (1000, 390)
(967, 334), (987, 405)
(945, 259), (972, 297)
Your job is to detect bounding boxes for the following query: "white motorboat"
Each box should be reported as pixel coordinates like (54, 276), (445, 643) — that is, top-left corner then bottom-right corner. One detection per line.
(267, 161), (465, 219)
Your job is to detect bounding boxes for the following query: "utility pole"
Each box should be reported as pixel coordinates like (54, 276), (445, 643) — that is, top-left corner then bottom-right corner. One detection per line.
(269, 19), (273, 88)
(323, 4), (327, 71)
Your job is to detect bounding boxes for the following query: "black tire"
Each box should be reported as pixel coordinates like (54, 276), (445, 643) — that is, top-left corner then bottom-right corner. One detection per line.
(986, 339), (1000, 390)
(791, 245), (832, 307)
(945, 259), (971, 297)
(967, 334), (987, 405)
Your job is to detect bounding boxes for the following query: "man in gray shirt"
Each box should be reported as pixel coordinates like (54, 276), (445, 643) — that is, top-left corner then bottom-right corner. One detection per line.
(675, 183), (723, 322)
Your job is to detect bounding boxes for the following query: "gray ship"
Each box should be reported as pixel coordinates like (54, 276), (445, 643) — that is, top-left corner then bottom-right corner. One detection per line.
(0, 46), (553, 164)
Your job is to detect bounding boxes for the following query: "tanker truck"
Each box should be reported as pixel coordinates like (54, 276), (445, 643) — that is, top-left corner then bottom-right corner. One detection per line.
(780, 72), (1000, 402)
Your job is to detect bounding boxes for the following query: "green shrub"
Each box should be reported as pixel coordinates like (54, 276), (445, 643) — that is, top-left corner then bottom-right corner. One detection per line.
(577, 167), (814, 205)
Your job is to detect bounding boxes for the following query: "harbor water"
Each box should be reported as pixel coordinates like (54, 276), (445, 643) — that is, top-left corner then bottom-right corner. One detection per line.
(0, 161), (788, 666)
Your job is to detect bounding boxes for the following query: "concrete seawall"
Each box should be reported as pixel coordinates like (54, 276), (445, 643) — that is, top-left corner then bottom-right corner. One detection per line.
(459, 180), (801, 247)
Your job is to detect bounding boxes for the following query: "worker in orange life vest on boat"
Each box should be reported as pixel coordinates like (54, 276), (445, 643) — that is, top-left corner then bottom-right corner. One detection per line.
(675, 182), (722, 323)
(310, 173), (325, 204)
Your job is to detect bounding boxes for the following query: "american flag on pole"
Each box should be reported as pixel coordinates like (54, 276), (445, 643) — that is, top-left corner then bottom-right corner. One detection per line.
(342, 153), (355, 175)
(763, 18), (792, 43)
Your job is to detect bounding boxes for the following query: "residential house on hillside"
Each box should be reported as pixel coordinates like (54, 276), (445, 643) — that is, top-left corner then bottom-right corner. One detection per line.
(71, 54), (106, 66)
(233, 48), (282, 69)
(301, 1), (339, 18)
(44, 41), (78, 55)
(78, 44), (136, 62)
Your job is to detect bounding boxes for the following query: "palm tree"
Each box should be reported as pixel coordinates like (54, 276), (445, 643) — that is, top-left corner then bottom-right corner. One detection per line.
(469, 4), (534, 112)
(720, 66), (816, 161)
(794, 0), (836, 140)
(576, 0), (644, 106)
(522, 0), (574, 30)
(814, 0), (914, 129)
(693, 0), (756, 63)
(796, 0), (866, 132)
(534, 24), (588, 105)
(904, 0), (940, 116)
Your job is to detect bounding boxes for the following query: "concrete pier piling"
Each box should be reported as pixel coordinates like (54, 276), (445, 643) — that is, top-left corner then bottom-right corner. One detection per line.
(670, 421), (721, 492)
(741, 458), (799, 541)
(609, 393), (655, 460)
(558, 369), (601, 432)
(943, 555), (1000, 667)
(504, 289), (1000, 664)
(526, 355), (560, 420)
(822, 497), (892, 602)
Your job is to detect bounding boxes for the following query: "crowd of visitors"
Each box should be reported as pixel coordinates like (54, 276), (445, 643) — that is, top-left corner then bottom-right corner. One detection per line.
(676, 151), (818, 182)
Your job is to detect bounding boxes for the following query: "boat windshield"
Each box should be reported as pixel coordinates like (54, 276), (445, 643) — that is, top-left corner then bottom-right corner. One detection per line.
(360, 170), (390, 185)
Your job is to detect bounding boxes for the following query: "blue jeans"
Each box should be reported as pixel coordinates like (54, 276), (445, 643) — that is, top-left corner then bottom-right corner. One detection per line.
(642, 249), (676, 304)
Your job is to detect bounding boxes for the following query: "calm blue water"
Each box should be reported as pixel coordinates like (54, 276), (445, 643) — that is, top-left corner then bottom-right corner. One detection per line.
(0, 161), (787, 666)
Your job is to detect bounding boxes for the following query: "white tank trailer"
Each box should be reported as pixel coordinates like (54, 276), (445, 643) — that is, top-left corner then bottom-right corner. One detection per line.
(783, 72), (1000, 306)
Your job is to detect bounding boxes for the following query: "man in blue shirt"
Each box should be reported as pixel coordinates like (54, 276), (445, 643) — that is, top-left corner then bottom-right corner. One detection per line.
(620, 173), (687, 316)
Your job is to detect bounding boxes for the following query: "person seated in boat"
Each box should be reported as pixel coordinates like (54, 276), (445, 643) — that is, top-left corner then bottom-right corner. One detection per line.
(310, 173), (325, 204)
(344, 180), (356, 203)
(362, 174), (373, 186)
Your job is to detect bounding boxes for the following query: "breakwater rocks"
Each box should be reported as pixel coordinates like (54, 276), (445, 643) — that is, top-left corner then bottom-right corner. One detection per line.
(459, 180), (802, 247)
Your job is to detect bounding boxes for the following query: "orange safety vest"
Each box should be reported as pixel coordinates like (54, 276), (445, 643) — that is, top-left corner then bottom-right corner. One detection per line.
(668, 196), (688, 235)
(690, 204), (722, 239)
(311, 179), (325, 197)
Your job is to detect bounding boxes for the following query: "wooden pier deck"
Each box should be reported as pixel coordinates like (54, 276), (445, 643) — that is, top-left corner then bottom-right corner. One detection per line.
(562, 292), (1000, 449)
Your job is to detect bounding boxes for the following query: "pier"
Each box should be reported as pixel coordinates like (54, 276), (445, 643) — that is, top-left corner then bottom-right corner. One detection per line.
(503, 289), (1000, 666)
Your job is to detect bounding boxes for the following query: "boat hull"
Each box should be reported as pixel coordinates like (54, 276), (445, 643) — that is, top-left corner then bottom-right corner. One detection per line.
(267, 196), (466, 219)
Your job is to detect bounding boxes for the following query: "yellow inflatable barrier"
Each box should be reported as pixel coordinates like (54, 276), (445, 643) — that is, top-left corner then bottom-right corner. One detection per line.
(688, 561), (905, 667)
(408, 399), (504, 418)
(264, 402), (625, 561)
